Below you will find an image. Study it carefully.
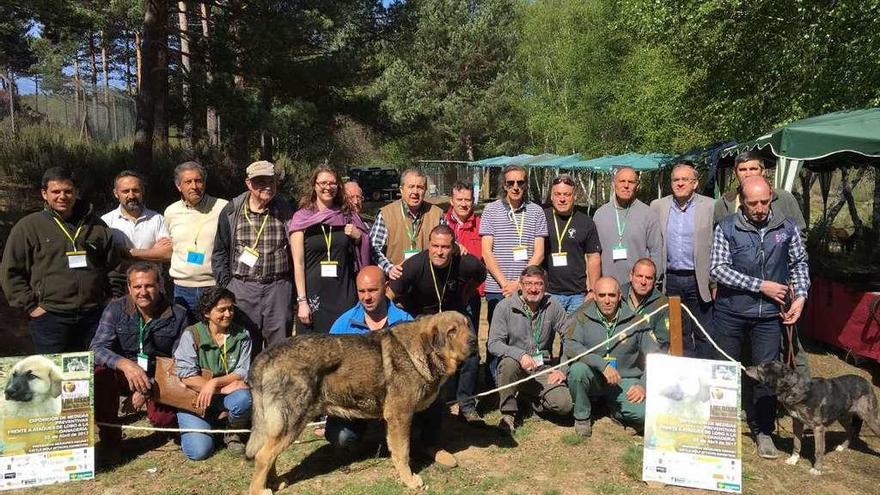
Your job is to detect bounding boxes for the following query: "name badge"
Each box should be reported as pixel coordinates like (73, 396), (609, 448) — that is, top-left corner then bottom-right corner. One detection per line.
(137, 352), (149, 371)
(186, 249), (206, 265)
(403, 248), (420, 260)
(551, 252), (568, 267)
(238, 247), (260, 267)
(532, 353), (545, 367)
(320, 261), (338, 278)
(604, 355), (618, 369)
(66, 250), (88, 269)
(512, 245), (528, 261)
(612, 245), (628, 261)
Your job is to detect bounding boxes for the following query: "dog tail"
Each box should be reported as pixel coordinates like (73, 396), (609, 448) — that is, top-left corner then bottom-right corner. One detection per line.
(245, 386), (265, 460)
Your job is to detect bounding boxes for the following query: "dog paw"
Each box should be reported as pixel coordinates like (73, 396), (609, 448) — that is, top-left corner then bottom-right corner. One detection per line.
(809, 468), (822, 476)
(785, 454), (800, 465)
(835, 444), (847, 452)
(403, 474), (424, 489)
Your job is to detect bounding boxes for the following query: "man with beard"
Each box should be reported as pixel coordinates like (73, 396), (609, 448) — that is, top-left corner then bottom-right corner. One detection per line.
(1, 167), (117, 352)
(164, 161), (228, 321)
(369, 169), (444, 281)
(487, 265), (571, 435)
(621, 258), (670, 350)
(90, 262), (187, 463)
(101, 170), (172, 297)
(566, 277), (659, 437)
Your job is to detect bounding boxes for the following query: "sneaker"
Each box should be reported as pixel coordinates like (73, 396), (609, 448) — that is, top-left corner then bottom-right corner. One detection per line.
(574, 419), (592, 437)
(460, 409), (481, 423)
(498, 414), (516, 436)
(756, 433), (779, 459)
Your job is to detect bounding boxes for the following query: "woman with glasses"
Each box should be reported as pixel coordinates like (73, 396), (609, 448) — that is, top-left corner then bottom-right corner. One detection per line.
(288, 165), (371, 333)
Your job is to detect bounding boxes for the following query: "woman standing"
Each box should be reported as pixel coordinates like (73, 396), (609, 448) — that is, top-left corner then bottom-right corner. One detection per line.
(289, 166), (370, 333)
(175, 287), (252, 460)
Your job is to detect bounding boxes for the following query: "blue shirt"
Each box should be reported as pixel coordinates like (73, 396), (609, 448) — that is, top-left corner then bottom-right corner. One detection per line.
(666, 196), (696, 270)
(329, 301), (414, 335)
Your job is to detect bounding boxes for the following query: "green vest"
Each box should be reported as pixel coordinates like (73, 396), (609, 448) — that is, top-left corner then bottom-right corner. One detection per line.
(192, 322), (249, 377)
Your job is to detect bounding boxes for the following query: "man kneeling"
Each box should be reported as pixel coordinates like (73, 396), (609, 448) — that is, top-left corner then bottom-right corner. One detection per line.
(487, 265), (572, 435)
(565, 277), (659, 437)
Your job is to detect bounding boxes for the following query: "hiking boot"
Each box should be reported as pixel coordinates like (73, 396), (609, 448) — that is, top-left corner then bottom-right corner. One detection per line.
(498, 414), (516, 436)
(460, 409), (481, 423)
(224, 421), (249, 456)
(575, 419), (592, 438)
(756, 433), (779, 459)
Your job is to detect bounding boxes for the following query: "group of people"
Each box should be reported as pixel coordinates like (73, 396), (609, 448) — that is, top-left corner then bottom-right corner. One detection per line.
(0, 149), (808, 466)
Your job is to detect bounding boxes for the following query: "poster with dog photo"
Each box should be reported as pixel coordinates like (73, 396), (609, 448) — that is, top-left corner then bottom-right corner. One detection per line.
(0, 352), (95, 491)
(642, 354), (742, 493)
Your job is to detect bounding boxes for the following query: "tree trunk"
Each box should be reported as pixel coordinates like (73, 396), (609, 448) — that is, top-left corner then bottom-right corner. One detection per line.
(228, 0), (248, 161)
(125, 30), (132, 95)
(100, 30), (118, 141)
(463, 134), (475, 161)
(177, 0), (193, 149)
(5, 70), (14, 138)
(73, 52), (82, 124)
(154, 4), (170, 154)
(823, 168), (867, 228)
(259, 87), (273, 160)
(135, 31), (143, 93)
(200, 1), (218, 146)
(88, 33), (100, 134)
(133, 0), (169, 171)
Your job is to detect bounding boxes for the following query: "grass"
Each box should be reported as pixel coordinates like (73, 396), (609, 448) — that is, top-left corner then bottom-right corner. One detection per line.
(560, 432), (584, 446)
(596, 481), (630, 495)
(621, 444), (642, 481)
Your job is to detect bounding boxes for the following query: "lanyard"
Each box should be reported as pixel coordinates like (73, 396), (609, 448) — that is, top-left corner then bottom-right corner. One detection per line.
(321, 225), (333, 260)
(552, 210), (573, 253)
(614, 204), (630, 243)
(522, 303), (546, 353)
(509, 205), (526, 245)
(428, 261), (452, 312)
(601, 309), (619, 354)
(243, 203), (270, 250)
(400, 201), (422, 249)
(137, 314), (147, 354)
(51, 213), (84, 250)
(218, 335), (229, 374)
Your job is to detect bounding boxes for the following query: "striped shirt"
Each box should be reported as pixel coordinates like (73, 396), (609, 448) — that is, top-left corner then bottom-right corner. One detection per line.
(479, 199), (548, 293)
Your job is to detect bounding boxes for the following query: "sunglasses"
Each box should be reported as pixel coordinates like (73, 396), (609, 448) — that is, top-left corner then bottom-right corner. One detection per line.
(552, 176), (574, 186)
(506, 180), (526, 187)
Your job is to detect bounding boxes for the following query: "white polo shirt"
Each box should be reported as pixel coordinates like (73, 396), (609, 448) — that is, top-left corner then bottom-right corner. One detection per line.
(101, 205), (170, 250)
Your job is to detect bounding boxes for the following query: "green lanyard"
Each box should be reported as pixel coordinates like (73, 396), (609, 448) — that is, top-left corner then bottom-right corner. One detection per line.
(553, 210), (573, 253)
(522, 302), (546, 354)
(601, 309), (619, 355)
(400, 201), (422, 249)
(137, 314), (148, 355)
(614, 205), (630, 246)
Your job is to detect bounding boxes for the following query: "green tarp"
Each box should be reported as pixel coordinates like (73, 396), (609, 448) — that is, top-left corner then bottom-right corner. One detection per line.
(470, 152), (670, 171)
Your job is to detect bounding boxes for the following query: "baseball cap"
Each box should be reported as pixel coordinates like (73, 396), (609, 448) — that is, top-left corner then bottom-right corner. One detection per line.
(246, 160), (279, 179)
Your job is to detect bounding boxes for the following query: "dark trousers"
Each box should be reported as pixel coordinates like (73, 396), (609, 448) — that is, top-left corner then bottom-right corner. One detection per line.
(29, 306), (103, 353)
(324, 396), (445, 449)
(712, 309), (781, 436)
(665, 271), (712, 358)
(443, 297), (481, 413)
(94, 365), (177, 448)
(484, 292), (506, 389)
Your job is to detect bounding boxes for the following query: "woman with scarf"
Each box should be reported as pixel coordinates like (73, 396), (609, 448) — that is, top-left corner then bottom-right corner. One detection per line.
(288, 166), (371, 333)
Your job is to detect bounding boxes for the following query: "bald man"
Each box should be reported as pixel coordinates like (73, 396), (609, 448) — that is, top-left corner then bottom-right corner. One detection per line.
(565, 276), (660, 437)
(710, 175), (809, 459)
(329, 266), (413, 334)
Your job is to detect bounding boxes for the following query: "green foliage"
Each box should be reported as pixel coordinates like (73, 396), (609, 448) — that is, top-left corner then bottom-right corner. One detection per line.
(620, 443), (642, 481)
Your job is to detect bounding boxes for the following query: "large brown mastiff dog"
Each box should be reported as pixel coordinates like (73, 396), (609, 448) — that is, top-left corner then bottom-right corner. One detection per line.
(246, 311), (472, 494)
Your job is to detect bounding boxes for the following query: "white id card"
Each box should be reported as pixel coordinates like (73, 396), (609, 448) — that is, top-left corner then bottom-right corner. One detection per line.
(239, 247), (260, 267)
(532, 353), (544, 367)
(551, 252), (568, 267)
(612, 246), (628, 261)
(66, 250), (88, 269)
(403, 248), (419, 260)
(512, 245), (528, 261)
(320, 261), (338, 278)
(137, 353), (149, 371)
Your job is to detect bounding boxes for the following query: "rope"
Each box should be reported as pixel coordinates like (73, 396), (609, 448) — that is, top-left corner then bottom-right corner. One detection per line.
(678, 303), (746, 371)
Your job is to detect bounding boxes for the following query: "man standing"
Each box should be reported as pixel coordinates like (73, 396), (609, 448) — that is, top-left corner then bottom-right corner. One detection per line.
(212, 160), (294, 352)
(593, 166), (662, 286)
(1, 167), (116, 352)
(444, 181), (484, 331)
(164, 161), (228, 319)
(713, 151), (806, 232)
(710, 176), (809, 459)
(480, 165), (548, 326)
(544, 174), (602, 314)
(328, 266), (457, 468)
(90, 262), (187, 459)
(344, 180), (364, 215)
(487, 265), (572, 435)
(566, 277), (659, 437)
(389, 225), (486, 421)
(369, 169), (444, 281)
(621, 258), (670, 350)
(101, 170), (172, 297)
(650, 162), (715, 358)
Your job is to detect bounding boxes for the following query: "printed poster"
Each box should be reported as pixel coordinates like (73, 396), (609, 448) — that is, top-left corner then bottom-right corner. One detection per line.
(1, 352), (95, 491)
(642, 354), (742, 493)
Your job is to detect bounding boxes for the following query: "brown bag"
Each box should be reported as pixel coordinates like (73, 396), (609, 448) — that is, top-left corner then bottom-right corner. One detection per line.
(152, 327), (213, 417)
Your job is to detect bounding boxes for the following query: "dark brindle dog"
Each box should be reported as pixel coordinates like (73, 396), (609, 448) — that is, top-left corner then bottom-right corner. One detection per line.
(746, 361), (880, 475)
(246, 311), (471, 495)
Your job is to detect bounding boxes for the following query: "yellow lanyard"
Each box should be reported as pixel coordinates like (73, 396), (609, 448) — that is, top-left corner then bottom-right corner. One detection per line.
(218, 335), (229, 374)
(400, 201), (422, 249)
(552, 210), (573, 254)
(510, 207), (525, 245)
(429, 262), (452, 312)
(51, 213), (84, 251)
(243, 204), (269, 250)
(321, 224), (333, 261)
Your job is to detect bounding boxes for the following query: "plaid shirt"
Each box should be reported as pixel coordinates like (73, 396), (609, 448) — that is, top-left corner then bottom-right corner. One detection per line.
(232, 203), (291, 279)
(710, 212), (809, 299)
(369, 208), (446, 272)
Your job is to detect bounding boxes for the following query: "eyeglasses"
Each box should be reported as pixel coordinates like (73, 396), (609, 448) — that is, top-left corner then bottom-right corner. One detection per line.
(316, 181), (338, 188)
(521, 280), (545, 288)
(506, 180), (526, 187)
(552, 176), (574, 186)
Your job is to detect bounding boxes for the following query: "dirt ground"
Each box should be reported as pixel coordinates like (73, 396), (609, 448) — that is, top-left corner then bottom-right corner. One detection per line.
(3, 299), (877, 495)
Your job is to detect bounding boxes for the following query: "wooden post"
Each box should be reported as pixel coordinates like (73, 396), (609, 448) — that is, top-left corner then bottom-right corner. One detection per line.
(668, 296), (683, 356)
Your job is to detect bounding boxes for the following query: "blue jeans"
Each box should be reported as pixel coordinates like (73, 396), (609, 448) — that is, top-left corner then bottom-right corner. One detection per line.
(173, 284), (210, 324)
(177, 389), (252, 461)
(548, 292), (586, 315)
(711, 309), (780, 436)
(664, 271), (712, 358)
(484, 292), (506, 389)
